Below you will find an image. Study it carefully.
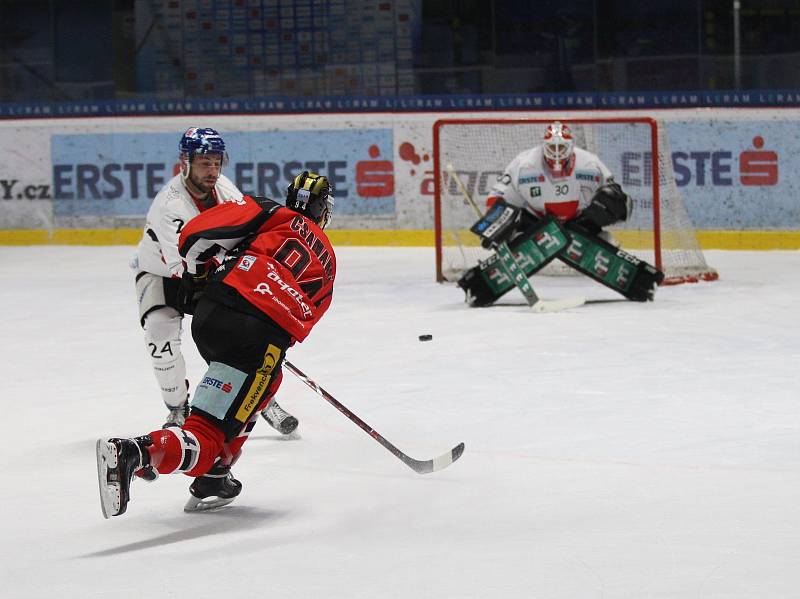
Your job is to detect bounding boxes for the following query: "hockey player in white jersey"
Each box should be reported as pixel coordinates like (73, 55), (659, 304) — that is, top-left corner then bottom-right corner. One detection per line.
(485, 121), (630, 231)
(131, 127), (299, 434)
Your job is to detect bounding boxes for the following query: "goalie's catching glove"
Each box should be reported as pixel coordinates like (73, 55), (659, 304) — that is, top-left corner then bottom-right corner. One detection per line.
(571, 182), (632, 236)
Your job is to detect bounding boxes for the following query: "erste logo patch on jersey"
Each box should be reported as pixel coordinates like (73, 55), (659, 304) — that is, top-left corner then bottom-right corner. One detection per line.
(575, 171), (601, 182)
(518, 173), (545, 185)
(237, 255), (257, 271)
(201, 377), (233, 393)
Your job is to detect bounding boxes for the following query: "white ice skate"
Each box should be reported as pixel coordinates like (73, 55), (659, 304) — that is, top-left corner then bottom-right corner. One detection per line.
(96, 437), (151, 518)
(261, 399), (299, 435)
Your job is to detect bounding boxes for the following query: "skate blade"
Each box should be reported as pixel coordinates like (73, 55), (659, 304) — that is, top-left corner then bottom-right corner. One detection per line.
(263, 418), (299, 436)
(270, 430), (301, 442)
(184, 495), (236, 513)
(281, 423), (299, 436)
(95, 439), (121, 519)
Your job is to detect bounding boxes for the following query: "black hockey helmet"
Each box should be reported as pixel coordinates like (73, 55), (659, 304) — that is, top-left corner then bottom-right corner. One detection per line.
(286, 171), (334, 229)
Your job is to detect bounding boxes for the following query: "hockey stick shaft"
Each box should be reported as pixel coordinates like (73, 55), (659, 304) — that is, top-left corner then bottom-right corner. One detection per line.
(447, 165), (541, 307)
(283, 360), (464, 474)
(494, 240), (540, 306)
(446, 163), (484, 218)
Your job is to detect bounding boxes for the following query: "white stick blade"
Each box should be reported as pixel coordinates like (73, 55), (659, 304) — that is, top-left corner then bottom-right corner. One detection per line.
(431, 442), (465, 472)
(531, 296), (586, 313)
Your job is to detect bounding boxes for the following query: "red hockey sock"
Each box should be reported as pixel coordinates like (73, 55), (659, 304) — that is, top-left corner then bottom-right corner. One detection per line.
(145, 414), (225, 476)
(183, 414), (226, 476)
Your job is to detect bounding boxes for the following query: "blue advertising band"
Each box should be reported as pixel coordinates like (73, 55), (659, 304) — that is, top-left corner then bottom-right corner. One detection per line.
(2, 90), (800, 119)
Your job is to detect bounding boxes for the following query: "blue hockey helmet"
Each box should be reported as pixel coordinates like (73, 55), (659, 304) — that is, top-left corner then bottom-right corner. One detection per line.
(179, 127), (229, 165)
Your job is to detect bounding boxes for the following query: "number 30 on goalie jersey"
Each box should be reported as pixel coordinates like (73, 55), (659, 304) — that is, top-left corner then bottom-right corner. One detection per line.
(178, 195), (337, 342)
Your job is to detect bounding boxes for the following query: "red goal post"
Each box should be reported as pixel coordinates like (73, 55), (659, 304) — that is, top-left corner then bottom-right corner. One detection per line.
(432, 116), (718, 285)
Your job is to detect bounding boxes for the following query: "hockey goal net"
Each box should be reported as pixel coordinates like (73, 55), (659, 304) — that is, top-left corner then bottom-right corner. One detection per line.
(433, 117), (718, 285)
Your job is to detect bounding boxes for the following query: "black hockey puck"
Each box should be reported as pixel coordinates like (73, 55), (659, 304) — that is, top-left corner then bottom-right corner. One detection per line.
(418, 334), (433, 342)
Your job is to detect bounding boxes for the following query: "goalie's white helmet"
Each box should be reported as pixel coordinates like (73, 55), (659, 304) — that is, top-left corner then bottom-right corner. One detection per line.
(542, 121), (575, 175)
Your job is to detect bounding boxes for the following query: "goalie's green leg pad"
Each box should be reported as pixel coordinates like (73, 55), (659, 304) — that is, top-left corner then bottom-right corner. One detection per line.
(559, 223), (665, 301)
(494, 241), (539, 307)
(457, 216), (569, 307)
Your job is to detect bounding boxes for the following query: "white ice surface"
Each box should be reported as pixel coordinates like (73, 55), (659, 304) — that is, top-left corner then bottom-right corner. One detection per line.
(0, 247), (798, 598)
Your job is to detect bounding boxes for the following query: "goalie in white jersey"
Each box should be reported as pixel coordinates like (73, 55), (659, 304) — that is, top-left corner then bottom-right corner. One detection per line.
(458, 121), (664, 306)
(486, 121), (632, 236)
(131, 127), (299, 435)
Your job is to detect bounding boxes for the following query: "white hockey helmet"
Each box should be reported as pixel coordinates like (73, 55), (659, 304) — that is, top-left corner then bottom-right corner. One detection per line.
(542, 121), (575, 174)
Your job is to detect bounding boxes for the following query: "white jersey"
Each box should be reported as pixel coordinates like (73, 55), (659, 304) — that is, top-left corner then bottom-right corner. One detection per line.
(488, 146), (614, 221)
(133, 173), (243, 278)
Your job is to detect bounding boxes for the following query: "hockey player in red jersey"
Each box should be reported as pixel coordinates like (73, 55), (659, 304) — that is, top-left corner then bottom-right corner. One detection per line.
(96, 171), (335, 517)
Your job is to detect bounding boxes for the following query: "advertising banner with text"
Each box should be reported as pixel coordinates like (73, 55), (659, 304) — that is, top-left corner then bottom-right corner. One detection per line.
(0, 109), (798, 236)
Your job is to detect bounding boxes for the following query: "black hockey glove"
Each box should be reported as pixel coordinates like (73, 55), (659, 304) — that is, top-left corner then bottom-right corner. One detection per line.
(177, 269), (208, 315)
(469, 199), (522, 250)
(572, 182), (632, 235)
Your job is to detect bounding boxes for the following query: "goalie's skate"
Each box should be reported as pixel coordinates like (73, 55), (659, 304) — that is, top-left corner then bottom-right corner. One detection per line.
(184, 464), (242, 512)
(96, 436), (152, 519)
(261, 399), (299, 435)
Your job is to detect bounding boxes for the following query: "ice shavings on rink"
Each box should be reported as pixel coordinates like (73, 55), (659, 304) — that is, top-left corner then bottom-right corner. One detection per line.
(0, 247), (798, 598)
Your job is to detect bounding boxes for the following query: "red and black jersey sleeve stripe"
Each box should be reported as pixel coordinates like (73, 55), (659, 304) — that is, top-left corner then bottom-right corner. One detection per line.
(178, 196), (281, 274)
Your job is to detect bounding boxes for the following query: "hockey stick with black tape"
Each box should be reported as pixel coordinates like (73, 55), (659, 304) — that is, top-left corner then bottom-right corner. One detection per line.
(445, 164), (585, 313)
(283, 361), (464, 474)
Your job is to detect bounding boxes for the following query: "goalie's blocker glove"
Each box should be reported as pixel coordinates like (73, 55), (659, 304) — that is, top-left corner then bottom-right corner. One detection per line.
(470, 199), (525, 250)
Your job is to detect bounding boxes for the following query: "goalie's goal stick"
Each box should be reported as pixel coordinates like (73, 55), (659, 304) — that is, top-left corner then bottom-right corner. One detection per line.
(283, 360), (465, 474)
(445, 164), (585, 313)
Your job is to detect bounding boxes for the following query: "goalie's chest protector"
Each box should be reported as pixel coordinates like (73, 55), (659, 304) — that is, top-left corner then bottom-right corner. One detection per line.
(514, 148), (605, 221)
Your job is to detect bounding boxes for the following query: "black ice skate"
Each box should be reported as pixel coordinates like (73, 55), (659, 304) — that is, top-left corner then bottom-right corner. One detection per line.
(95, 436), (153, 518)
(163, 400), (190, 429)
(184, 462), (242, 512)
(261, 399), (299, 435)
